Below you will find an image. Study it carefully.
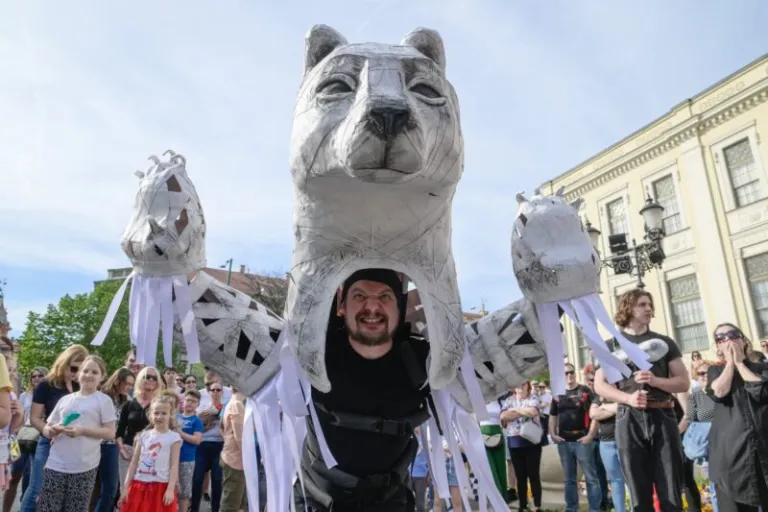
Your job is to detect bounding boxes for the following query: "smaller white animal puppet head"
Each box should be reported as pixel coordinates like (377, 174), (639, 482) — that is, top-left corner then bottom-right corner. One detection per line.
(511, 188), (599, 303)
(286, 25), (465, 393)
(121, 150), (206, 277)
(177, 271), (285, 396)
(91, 150), (206, 367)
(511, 188), (651, 394)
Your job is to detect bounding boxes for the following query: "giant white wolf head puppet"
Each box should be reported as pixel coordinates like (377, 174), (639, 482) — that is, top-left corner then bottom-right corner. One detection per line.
(286, 25), (464, 393)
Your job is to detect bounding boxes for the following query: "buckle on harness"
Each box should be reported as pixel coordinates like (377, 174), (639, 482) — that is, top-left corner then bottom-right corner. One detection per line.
(375, 418), (408, 437)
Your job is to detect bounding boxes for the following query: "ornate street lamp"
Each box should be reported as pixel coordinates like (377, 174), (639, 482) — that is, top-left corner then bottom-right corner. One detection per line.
(585, 193), (667, 289)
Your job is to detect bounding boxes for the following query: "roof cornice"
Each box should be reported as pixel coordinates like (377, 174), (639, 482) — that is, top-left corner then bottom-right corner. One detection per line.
(563, 83), (768, 202)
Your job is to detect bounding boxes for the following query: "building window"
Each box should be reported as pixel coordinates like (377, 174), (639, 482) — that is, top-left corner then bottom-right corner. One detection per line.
(724, 138), (764, 208)
(668, 275), (708, 352)
(576, 329), (592, 369)
(745, 253), (768, 338)
(606, 198), (628, 235)
(652, 175), (683, 234)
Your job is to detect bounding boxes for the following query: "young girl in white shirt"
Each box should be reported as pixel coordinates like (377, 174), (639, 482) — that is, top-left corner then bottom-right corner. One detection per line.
(37, 355), (117, 512)
(119, 395), (181, 512)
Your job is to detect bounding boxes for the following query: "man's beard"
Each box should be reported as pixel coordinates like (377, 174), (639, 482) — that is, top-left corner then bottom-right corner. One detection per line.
(346, 313), (397, 347)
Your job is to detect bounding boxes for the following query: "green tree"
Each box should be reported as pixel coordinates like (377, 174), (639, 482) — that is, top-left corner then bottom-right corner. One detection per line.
(17, 279), (182, 378)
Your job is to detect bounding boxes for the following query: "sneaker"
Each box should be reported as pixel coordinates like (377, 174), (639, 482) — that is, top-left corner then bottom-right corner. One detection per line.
(507, 488), (518, 503)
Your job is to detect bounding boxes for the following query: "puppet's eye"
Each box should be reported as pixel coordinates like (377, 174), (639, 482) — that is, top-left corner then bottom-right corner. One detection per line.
(317, 77), (355, 96)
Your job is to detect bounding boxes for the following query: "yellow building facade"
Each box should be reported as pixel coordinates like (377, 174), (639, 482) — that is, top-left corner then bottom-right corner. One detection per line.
(540, 54), (768, 372)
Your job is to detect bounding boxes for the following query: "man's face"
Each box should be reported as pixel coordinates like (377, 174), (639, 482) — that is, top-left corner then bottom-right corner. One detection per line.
(339, 280), (399, 347)
(631, 295), (654, 326)
(565, 366), (576, 385)
(164, 369), (177, 385)
(126, 353), (143, 373)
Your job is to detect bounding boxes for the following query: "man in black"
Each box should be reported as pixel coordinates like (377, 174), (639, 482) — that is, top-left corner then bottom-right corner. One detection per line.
(549, 363), (602, 512)
(594, 289), (690, 512)
(293, 268), (432, 512)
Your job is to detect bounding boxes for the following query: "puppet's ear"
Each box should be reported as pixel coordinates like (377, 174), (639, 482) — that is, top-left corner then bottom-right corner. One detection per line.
(401, 28), (446, 71)
(304, 25), (348, 74)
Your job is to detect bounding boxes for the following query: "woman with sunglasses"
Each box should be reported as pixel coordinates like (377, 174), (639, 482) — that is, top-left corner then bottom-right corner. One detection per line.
(191, 381), (225, 512)
(19, 345), (88, 512)
(706, 323), (768, 511)
(2, 366), (46, 511)
(115, 367), (164, 501)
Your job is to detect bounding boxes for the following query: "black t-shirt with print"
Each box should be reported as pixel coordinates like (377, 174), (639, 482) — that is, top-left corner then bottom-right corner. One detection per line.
(32, 379), (80, 421)
(594, 396), (616, 442)
(550, 385), (594, 441)
(610, 330), (683, 403)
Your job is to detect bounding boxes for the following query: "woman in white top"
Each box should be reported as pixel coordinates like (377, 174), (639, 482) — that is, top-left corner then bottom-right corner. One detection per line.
(480, 398), (508, 502)
(37, 355), (117, 512)
(501, 381), (543, 512)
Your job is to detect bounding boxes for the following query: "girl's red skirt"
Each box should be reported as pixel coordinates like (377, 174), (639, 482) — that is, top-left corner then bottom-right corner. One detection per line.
(120, 480), (178, 512)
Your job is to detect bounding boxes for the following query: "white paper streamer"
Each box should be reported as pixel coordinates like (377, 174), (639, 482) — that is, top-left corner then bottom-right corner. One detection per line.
(91, 270), (135, 346)
(581, 294), (652, 371)
(425, 416), (450, 502)
(138, 277), (161, 367)
(535, 302), (567, 396)
(243, 398), (261, 512)
(457, 349), (511, 512)
(459, 347), (489, 424)
(562, 301), (628, 383)
(159, 278), (174, 367)
(172, 276), (200, 364)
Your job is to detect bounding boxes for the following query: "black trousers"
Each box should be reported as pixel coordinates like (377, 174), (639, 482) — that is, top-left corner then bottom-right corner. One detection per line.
(509, 444), (543, 510)
(682, 457), (702, 512)
(615, 406), (684, 512)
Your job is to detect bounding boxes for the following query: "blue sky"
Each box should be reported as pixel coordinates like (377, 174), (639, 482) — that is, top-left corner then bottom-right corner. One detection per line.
(1, 1), (766, 336)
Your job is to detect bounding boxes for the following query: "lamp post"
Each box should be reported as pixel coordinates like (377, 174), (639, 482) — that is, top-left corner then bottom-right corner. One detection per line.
(585, 193), (667, 289)
(220, 259), (234, 286)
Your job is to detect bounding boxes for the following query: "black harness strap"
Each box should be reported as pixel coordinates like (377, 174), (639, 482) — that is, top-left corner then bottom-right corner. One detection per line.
(313, 401), (430, 437)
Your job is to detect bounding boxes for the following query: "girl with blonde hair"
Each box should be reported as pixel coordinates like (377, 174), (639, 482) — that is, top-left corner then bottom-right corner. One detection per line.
(119, 395), (181, 512)
(19, 344), (88, 512)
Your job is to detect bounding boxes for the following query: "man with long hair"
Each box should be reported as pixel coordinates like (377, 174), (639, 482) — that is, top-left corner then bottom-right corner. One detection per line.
(593, 289), (690, 511)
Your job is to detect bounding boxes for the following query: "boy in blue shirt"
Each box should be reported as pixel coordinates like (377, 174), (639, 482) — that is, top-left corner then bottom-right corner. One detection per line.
(177, 389), (204, 512)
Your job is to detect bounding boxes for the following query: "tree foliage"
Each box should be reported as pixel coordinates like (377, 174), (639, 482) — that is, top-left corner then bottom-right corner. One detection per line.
(17, 279), (182, 378)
